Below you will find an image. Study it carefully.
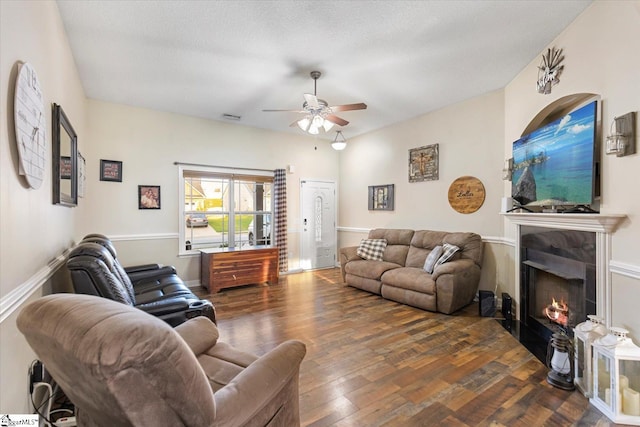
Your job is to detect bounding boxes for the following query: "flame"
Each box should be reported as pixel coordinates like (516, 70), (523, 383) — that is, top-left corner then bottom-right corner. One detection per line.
(545, 297), (569, 326)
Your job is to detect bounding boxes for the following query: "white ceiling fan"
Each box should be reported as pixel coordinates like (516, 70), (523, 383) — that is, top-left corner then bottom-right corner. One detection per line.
(263, 71), (367, 135)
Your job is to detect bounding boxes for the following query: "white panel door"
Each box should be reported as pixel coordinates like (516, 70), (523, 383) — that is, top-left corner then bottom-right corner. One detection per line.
(300, 180), (336, 270)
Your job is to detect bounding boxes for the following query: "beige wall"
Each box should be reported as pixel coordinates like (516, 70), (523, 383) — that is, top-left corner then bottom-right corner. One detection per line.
(503, 1), (640, 338)
(0, 0), (87, 412)
(338, 89), (506, 293)
(81, 99), (339, 280)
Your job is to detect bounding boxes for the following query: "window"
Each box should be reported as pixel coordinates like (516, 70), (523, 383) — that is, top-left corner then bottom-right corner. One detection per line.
(179, 165), (272, 253)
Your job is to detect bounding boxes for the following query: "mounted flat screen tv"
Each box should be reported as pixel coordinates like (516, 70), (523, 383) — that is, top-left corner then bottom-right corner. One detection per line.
(511, 100), (598, 209)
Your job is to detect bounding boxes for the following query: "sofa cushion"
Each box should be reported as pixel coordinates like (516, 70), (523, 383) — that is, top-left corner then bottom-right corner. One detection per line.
(357, 239), (387, 261)
(368, 229), (414, 245)
(368, 229), (414, 265)
(443, 232), (483, 266)
(381, 267), (436, 294)
(405, 230), (449, 268)
(345, 259), (401, 281)
(434, 243), (460, 268)
(423, 245), (443, 273)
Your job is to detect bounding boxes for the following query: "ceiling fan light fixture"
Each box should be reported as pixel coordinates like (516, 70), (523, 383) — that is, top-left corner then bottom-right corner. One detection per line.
(312, 115), (324, 128)
(263, 71), (367, 135)
(331, 130), (347, 151)
(297, 117), (311, 131)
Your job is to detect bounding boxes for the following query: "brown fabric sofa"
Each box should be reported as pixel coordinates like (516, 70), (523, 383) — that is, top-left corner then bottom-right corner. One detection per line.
(17, 293), (306, 427)
(340, 229), (483, 314)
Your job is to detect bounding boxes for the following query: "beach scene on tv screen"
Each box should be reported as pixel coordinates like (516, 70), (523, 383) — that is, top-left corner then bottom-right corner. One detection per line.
(512, 101), (596, 207)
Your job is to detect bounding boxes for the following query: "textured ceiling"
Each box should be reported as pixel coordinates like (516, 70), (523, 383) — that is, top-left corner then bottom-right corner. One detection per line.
(56, 0), (591, 140)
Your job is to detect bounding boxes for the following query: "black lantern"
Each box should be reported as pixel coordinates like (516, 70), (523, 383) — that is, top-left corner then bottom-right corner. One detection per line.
(547, 328), (575, 390)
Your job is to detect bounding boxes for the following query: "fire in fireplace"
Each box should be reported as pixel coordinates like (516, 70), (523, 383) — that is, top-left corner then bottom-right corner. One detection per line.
(545, 297), (569, 327)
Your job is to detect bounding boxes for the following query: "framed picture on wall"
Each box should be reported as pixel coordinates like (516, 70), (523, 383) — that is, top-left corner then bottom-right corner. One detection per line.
(100, 159), (123, 182)
(368, 184), (394, 211)
(138, 185), (160, 209)
(409, 144), (439, 182)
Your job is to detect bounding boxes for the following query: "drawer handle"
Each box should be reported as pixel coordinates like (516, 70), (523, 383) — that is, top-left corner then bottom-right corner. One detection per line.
(233, 274), (237, 280)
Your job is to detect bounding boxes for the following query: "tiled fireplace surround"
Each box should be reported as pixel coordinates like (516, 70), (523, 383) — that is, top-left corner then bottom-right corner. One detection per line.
(503, 213), (627, 330)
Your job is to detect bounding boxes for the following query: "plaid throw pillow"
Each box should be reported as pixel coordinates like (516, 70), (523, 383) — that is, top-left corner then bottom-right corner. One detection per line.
(434, 243), (460, 269)
(423, 245), (443, 273)
(357, 238), (388, 261)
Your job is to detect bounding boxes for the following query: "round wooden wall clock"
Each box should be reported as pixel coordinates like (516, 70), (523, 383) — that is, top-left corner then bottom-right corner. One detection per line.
(448, 176), (485, 214)
(14, 62), (46, 189)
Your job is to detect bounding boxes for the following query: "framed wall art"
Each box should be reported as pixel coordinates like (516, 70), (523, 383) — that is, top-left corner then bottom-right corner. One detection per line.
(100, 159), (123, 182)
(368, 184), (394, 211)
(409, 144), (439, 182)
(447, 176), (486, 214)
(138, 185), (160, 209)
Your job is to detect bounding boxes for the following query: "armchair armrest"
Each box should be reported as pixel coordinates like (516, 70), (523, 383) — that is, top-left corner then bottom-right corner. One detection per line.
(339, 246), (362, 281)
(213, 340), (306, 426)
(432, 258), (481, 314)
(134, 297), (190, 316)
(124, 263), (163, 274)
(175, 316), (219, 354)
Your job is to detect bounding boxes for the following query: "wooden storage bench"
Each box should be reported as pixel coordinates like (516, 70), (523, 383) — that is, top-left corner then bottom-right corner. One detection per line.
(200, 246), (279, 293)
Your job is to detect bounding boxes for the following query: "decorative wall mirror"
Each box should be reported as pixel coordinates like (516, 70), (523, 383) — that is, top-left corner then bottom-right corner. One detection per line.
(52, 103), (78, 206)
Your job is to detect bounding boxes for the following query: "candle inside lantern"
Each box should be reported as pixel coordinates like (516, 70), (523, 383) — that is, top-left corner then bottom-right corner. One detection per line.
(622, 387), (640, 416)
(619, 375), (629, 390)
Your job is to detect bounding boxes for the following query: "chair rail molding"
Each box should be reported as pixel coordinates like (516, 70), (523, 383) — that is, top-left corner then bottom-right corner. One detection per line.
(109, 232), (179, 242)
(0, 249), (69, 323)
(610, 260), (640, 280)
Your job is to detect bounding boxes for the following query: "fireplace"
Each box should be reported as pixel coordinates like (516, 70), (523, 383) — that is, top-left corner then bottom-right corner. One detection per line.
(520, 226), (597, 342)
(501, 212), (626, 365)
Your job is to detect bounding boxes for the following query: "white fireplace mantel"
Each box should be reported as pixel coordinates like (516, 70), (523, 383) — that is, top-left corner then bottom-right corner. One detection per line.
(502, 212), (627, 327)
(501, 212), (627, 233)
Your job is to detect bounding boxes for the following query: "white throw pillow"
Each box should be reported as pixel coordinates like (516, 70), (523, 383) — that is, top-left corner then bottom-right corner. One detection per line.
(434, 243), (460, 269)
(423, 245), (443, 273)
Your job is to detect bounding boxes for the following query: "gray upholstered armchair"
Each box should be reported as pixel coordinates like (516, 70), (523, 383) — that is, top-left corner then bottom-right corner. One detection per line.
(17, 294), (306, 427)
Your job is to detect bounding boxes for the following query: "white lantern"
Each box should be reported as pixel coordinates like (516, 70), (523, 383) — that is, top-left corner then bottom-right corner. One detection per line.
(591, 327), (640, 425)
(574, 315), (607, 397)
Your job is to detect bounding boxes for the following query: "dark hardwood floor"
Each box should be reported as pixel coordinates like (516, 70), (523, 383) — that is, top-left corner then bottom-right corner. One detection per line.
(197, 268), (617, 426)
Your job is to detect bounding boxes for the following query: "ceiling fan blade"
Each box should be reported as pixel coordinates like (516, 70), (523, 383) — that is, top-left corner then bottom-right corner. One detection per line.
(325, 114), (349, 126)
(303, 93), (319, 108)
(262, 109), (305, 113)
(330, 103), (367, 112)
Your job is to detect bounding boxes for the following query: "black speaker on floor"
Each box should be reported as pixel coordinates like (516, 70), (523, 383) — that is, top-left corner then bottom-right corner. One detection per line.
(501, 292), (513, 321)
(478, 290), (496, 317)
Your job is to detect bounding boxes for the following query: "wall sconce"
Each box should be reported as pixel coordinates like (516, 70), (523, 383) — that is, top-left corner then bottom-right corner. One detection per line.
(502, 158), (513, 181)
(606, 112), (636, 157)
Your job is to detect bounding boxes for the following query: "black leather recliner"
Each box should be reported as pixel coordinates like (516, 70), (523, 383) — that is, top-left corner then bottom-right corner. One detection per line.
(80, 234), (191, 299)
(67, 242), (215, 327)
